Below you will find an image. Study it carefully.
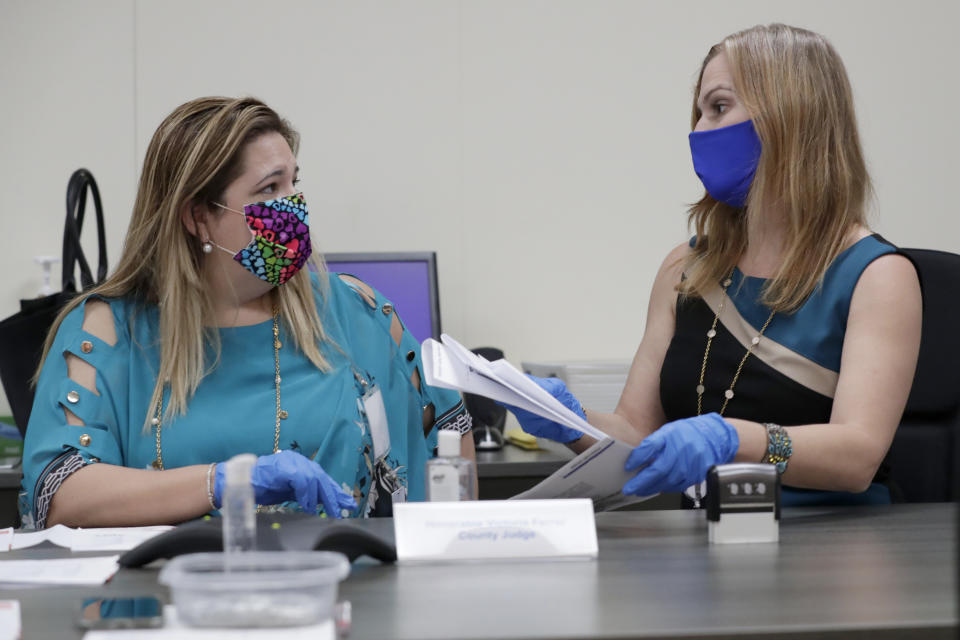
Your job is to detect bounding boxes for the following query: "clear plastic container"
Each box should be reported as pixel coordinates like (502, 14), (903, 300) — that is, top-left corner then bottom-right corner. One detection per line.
(158, 551), (350, 628)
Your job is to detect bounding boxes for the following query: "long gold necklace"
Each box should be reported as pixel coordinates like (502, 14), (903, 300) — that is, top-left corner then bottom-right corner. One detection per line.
(151, 305), (286, 470)
(689, 275), (774, 507)
(696, 276), (775, 417)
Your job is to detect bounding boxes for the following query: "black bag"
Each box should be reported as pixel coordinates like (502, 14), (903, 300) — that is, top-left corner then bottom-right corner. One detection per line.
(0, 169), (107, 436)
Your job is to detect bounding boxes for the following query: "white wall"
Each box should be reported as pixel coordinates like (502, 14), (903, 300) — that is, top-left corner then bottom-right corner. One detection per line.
(0, 0), (136, 416)
(2, 0), (958, 416)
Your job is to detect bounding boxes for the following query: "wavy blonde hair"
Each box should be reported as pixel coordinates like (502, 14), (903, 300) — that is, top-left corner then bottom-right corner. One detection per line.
(39, 97), (332, 427)
(681, 24), (871, 311)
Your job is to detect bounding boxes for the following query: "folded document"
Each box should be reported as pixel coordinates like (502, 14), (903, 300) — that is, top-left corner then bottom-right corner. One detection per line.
(422, 335), (654, 511)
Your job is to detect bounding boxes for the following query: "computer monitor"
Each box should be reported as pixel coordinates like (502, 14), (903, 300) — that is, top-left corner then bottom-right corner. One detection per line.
(323, 252), (441, 343)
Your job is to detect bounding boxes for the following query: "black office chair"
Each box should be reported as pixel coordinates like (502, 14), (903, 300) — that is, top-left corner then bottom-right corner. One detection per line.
(886, 248), (960, 502)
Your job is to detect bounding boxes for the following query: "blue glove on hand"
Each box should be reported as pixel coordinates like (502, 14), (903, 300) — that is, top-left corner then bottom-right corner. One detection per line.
(214, 450), (358, 517)
(499, 375), (585, 443)
(622, 413), (739, 496)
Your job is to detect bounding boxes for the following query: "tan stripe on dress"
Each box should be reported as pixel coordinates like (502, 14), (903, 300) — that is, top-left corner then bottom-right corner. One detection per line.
(701, 286), (839, 398)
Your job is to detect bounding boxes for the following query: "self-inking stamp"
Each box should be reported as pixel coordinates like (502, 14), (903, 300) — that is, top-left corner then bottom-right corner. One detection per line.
(705, 463), (780, 544)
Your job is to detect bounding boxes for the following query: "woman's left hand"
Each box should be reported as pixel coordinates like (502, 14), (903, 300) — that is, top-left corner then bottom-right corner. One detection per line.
(622, 413), (739, 496)
(214, 450), (357, 517)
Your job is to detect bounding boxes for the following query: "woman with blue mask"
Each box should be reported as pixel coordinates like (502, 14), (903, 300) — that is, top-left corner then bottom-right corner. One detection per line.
(19, 97), (473, 528)
(506, 24), (922, 506)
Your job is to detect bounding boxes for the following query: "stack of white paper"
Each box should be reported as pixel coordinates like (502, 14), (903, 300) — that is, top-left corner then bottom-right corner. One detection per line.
(83, 605), (335, 639)
(0, 524), (173, 552)
(0, 556), (120, 586)
(0, 601), (19, 640)
(422, 334), (654, 511)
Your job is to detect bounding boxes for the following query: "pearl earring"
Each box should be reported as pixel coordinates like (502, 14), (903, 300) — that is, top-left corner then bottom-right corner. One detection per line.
(202, 241), (213, 254)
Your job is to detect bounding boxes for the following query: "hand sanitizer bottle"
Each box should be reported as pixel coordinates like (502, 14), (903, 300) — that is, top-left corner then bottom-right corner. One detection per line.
(222, 454), (257, 556)
(426, 430), (477, 501)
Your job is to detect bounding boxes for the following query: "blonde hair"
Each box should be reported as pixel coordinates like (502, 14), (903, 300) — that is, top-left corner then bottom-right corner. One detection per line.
(39, 97), (332, 427)
(682, 24), (871, 311)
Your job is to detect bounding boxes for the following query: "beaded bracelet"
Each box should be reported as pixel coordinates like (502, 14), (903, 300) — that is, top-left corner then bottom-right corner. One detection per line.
(761, 423), (793, 474)
(205, 462), (218, 510)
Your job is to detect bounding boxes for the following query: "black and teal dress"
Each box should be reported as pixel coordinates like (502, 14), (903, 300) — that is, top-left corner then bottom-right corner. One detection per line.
(660, 234), (903, 506)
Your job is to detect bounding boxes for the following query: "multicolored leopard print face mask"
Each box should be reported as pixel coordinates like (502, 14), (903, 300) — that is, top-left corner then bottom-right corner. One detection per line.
(213, 192), (312, 286)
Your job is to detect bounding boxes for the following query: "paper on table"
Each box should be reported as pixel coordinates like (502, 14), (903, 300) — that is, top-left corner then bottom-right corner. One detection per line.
(0, 555), (120, 585)
(5, 524), (173, 552)
(422, 334), (655, 510)
(0, 601), (20, 640)
(83, 605), (335, 639)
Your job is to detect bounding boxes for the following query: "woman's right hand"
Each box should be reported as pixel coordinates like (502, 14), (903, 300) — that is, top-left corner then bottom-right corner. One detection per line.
(214, 450), (357, 518)
(500, 375), (586, 443)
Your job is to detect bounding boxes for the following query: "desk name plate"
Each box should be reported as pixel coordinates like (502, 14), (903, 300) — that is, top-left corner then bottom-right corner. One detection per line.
(393, 499), (598, 563)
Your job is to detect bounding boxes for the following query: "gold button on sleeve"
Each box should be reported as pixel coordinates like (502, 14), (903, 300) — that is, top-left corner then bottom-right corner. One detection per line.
(80, 340), (93, 354)
(79, 434), (91, 447)
(66, 390), (80, 404)
(381, 303), (393, 315)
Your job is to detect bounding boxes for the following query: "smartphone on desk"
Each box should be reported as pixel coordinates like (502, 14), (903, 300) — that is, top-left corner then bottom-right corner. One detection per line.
(75, 596), (164, 630)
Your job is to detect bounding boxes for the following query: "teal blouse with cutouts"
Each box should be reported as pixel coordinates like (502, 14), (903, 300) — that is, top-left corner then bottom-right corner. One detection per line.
(19, 273), (470, 528)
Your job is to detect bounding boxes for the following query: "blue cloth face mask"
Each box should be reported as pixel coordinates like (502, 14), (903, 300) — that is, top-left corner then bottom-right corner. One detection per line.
(688, 119), (762, 208)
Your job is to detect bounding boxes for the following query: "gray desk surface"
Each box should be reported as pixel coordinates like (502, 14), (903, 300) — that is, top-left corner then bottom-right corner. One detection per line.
(2, 503), (956, 639)
(476, 439), (574, 478)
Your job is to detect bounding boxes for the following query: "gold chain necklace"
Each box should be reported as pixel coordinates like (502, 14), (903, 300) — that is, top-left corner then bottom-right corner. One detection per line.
(151, 305), (286, 470)
(696, 276), (775, 417)
(689, 275), (774, 508)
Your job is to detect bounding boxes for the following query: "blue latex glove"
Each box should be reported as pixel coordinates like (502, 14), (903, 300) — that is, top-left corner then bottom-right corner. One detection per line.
(622, 413), (739, 496)
(214, 450), (358, 517)
(499, 375), (585, 443)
